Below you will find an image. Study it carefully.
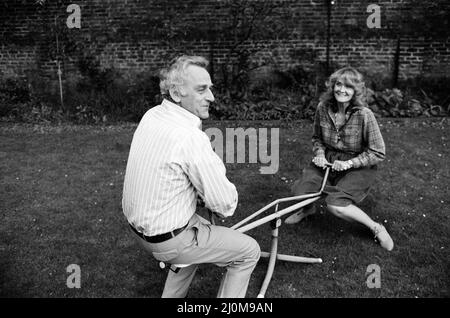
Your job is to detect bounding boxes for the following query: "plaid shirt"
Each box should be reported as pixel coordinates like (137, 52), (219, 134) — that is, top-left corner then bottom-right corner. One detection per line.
(312, 102), (386, 168)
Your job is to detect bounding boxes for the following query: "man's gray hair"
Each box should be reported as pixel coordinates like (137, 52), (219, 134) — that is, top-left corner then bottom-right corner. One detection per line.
(159, 55), (209, 96)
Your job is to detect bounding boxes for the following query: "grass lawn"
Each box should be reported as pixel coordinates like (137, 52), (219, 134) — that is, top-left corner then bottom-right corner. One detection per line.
(0, 118), (449, 298)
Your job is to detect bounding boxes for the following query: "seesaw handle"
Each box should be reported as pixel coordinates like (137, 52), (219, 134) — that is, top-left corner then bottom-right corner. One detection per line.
(232, 164), (332, 231)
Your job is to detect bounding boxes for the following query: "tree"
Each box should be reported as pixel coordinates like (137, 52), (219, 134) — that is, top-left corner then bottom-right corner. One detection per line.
(214, 0), (295, 98)
(138, 0), (295, 98)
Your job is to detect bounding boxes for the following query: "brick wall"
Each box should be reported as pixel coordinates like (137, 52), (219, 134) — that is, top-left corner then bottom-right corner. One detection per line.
(1, 0), (449, 84)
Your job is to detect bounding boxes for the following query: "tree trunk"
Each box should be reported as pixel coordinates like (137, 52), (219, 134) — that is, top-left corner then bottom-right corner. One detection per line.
(392, 36), (400, 88)
(326, 0), (331, 76)
(208, 30), (215, 83)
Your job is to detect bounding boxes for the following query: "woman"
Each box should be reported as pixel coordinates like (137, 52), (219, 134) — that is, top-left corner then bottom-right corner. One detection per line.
(285, 66), (394, 251)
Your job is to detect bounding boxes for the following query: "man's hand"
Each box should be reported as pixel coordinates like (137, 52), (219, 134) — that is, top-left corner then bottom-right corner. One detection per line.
(207, 209), (226, 225)
(331, 160), (352, 172)
(312, 155), (329, 169)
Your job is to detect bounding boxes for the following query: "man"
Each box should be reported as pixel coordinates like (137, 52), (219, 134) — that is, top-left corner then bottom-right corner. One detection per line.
(122, 55), (260, 298)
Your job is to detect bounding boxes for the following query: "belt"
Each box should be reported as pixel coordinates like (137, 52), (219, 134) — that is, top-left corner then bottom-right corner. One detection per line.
(129, 223), (188, 243)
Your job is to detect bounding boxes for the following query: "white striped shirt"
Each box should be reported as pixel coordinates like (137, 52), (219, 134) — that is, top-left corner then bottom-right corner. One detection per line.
(122, 99), (238, 236)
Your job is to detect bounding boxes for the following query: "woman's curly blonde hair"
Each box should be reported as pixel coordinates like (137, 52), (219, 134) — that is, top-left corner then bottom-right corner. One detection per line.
(320, 66), (367, 112)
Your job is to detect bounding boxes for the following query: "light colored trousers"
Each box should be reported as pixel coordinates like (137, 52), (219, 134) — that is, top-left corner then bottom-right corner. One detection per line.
(131, 213), (261, 298)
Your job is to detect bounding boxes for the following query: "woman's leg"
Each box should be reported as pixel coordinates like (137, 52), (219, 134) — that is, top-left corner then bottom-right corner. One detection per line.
(325, 165), (394, 251)
(327, 204), (394, 251)
(327, 204), (376, 227)
(285, 164), (325, 224)
(285, 202), (316, 224)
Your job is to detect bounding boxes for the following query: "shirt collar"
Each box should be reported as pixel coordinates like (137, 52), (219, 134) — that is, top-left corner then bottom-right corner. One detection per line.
(327, 102), (364, 115)
(161, 99), (202, 129)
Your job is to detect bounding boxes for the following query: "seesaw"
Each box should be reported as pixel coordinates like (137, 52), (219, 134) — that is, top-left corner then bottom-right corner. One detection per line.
(160, 163), (333, 298)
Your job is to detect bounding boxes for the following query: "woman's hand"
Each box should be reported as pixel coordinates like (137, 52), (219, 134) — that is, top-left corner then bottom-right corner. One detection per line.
(332, 160), (352, 171)
(312, 156), (329, 169)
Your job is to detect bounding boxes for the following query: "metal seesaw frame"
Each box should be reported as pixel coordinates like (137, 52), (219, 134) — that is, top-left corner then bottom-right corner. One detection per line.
(230, 163), (332, 298)
(161, 163), (333, 298)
